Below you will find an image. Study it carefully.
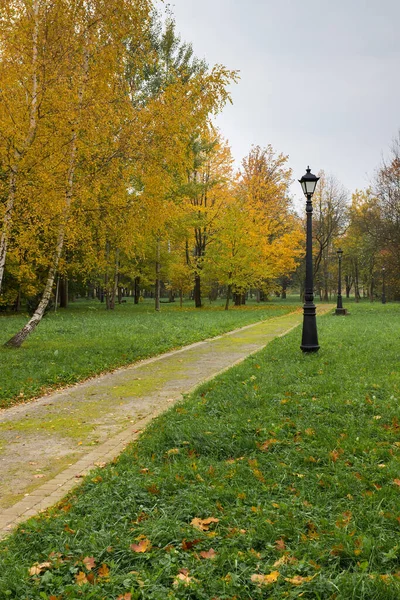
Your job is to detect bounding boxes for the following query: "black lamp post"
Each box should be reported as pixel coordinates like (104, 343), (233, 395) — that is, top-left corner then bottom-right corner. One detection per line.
(335, 248), (347, 315)
(382, 267), (386, 304)
(299, 167), (320, 352)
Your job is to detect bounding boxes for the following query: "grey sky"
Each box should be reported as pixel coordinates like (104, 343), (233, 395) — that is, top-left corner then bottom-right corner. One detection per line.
(163, 0), (400, 204)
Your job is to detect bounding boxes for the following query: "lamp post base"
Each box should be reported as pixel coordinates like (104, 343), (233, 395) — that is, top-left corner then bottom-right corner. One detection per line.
(301, 302), (320, 352)
(334, 308), (348, 315)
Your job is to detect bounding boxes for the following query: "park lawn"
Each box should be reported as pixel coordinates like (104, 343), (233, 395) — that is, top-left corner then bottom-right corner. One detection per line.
(0, 298), (297, 408)
(1, 303), (400, 599)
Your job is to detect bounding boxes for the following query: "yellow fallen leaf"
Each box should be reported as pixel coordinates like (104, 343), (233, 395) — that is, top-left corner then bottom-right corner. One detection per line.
(98, 563), (110, 579)
(75, 571), (88, 586)
(190, 516), (219, 531)
(29, 562), (52, 576)
(251, 570), (280, 586)
(285, 574), (316, 585)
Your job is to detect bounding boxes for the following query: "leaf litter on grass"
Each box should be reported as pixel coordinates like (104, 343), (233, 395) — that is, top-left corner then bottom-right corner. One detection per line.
(1, 304), (400, 598)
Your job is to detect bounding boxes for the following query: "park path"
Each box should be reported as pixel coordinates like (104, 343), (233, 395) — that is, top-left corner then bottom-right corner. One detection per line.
(0, 306), (333, 538)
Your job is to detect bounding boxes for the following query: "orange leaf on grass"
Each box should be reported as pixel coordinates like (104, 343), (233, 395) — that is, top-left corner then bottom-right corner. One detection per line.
(393, 479), (400, 487)
(191, 517), (219, 531)
(173, 568), (197, 586)
(98, 563), (110, 579)
(130, 538), (152, 553)
(117, 594), (132, 600)
(181, 538), (202, 550)
(275, 538), (286, 552)
(259, 438), (279, 452)
(199, 548), (217, 559)
(83, 556), (96, 571)
(75, 571), (88, 586)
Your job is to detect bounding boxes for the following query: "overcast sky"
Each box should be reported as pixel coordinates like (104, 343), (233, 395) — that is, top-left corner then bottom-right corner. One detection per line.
(160, 0), (400, 205)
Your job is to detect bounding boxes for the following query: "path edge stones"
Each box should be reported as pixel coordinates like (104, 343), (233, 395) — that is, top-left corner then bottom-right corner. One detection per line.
(0, 306), (333, 539)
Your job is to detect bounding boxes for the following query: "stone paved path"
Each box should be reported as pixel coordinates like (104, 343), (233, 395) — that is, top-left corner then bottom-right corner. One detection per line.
(0, 306), (333, 538)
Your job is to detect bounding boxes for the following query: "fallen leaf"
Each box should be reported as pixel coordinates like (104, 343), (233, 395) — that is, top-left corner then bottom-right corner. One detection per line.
(75, 571), (88, 586)
(275, 538), (286, 552)
(251, 571), (280, 586)
(86, 572), (95, 584)
(83, 556), (96, 571)
(117, 594), (132, 600)
(259, 438), (279, 451)
(191, 516), (219, 531)
(173, 568), (197, 586)
(393, 479), (400, 487)
(34, 474), (45, 479)
(199, 548), (217, 559)
(285, 574), (315, 585)
(98, 563), (110, 579)
(29, 562), (52, 576)
(181, 538), (202, 550)
(273, 554), (297, 567)
(336, 511), (352, 528)
(130, 538), (152, 553)
(64, 524), (75, 534)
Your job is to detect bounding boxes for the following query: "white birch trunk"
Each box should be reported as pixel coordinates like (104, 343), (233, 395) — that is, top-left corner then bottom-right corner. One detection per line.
(4, 45), (89, 348)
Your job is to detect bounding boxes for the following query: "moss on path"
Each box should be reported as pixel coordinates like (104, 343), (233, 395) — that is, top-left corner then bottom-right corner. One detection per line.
(0, 307), (333, 531)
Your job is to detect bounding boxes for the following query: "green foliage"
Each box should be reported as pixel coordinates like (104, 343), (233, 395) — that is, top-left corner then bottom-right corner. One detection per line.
(1, 303), (400, 598)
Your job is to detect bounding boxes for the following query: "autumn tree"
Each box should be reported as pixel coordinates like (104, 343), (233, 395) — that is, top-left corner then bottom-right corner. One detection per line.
(4, 0), (153, 346)
(182, 133), (234, 307)
(237, 145), (303, 302)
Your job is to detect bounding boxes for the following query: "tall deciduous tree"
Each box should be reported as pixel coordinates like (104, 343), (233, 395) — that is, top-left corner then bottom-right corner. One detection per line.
(5, 0), (153, 346)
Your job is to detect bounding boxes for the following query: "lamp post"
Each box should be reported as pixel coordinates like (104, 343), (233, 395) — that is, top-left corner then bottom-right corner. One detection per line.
(335, 248), (347, 315)
(299, 167), (320, 352)
(382, 267), (386, 304)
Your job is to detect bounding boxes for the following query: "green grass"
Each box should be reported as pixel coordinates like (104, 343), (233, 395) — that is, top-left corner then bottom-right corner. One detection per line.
(1, 303), (400, 599)
(0, 298), (297, 408)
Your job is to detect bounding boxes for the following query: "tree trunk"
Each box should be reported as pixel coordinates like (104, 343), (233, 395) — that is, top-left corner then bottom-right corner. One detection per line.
(255, 289), (261, 303)
(0, 0), (40, 293)
(194, 273), (202, 308)
(108, 249), (119, 310)
(155, 239), (161, 312)
(59, 276), (68, 308)
(5, 224), (66, 347)
(225, 283), (232, 311)
(134, 276), (140, 304)
(345, 275), (350, 299)
(13, 289), (22, 312)
(179, 288), (183, 308)
(4, 41), (87, 347)
(354, 262), (360, 303)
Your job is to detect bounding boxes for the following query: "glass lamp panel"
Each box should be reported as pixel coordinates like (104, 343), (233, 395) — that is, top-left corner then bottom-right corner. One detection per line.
(301, 181), (307, 195)
(305, 180), (317, 195)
